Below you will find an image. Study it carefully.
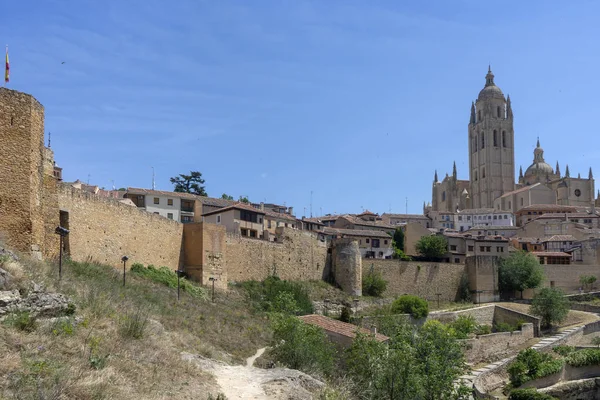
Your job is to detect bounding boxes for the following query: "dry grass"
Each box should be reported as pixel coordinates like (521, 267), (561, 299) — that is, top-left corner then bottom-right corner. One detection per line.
(0, 256), (273, 399)
(497, 302), (600, 331)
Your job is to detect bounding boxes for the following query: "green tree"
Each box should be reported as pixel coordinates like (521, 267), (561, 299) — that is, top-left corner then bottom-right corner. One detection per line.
(393, 227), (405, 252)
(270, 314), (335, 376)
(221, 193), (234, 200)
(415, 235), (448, 260)
(169, 171), (207, 196)
(579, 275), (597, 292)
(362, 269), (388, 297)
(238, 196), (250, 203)
(499, 251), (544, 298)
(391, 295), (429, 319)
(530, 287), (570, 329)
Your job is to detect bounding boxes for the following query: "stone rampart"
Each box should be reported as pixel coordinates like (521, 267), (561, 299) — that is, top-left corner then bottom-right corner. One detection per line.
(224, 228), (329, 283)
(363, 259), (466, 301)
(464, 323), (535, 364)
(543, 265), (600, 294)
(494, 305), (541, 337)
(57, 184), (183, 270)
(331, 238), (361, 296)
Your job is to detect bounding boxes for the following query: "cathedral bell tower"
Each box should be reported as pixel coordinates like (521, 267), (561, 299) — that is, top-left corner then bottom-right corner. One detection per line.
(468, 67), (515, 208)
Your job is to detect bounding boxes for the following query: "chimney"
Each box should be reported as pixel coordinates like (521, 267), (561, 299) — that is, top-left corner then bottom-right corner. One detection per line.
(288, 206), (294, 216)
(260, 202), (265, 211)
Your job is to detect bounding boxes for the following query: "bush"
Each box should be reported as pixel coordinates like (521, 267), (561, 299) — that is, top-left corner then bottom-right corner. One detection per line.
(391, 295), (429, 319)
(509, 388), (558, 400)
(5, 311), (37, 332)
(241, 276), (313, 315)
(362, 270), (387, 297)
(508, 348), (564, 387)
(339, 306), (351, 323)
(552, 345), (576, 357)
(530, 287), (570, 329)
(592, 337), (600, 348)
(119, 307), (149, 339)
(494, 321), (523, 333)
(270, 314), (335, 376)
(449, 315), (477, 339)
(130, 264), (207, 300)
(474, 324), (492, 335)
(458, 273), (472, 302)
(393, 248), (412, 261)
(415, 235), (448, 260)
(565, 348), (600, 367)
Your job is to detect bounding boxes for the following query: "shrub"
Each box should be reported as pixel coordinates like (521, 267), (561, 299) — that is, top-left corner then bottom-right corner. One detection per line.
(119, 307), (149, 339)
(530, 287), (570, 329)
(362, 270), (387, 297)
(458, 273), (472, 302)
(449, 315), (477, 339)
(495, 321), (520, 333)
(5, 311), (37, 332)
(474, 324), (492, 335)
(391, 295), (429, 319)
(241, 276), (313, 315)
(393, 248), (412, 261)
(270, 314), (335, 376)
(130, 264), (207, 300)
(339, 306), (351, 323)
(552, 345), (576, 357)
(592, 337), (600, 348)
(508, 348), (564, 387)
(267, 291), (301, 315)
(509, 388), (558, 400)
(565, 348), (600, 367)
(415, 235), (448, 260)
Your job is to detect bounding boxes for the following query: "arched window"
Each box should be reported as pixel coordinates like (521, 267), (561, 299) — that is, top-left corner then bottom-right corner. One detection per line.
(481, 132), (485, 149)
(482, 167), (486, 178)
(475, 170), (478, 181)
(474, 136), (478, 152)
(442, 191), (446, 202)
(478, 110), (481, 122)
(497, 106), (501, 118)
(493, 130), (498, 147)
(502, 131), (506, 148)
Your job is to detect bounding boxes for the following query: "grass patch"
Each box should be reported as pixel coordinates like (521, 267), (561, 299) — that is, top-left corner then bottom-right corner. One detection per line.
(4, 311), (37, 332)
(118, 307), (149, 339)
(130, 263), (207, 300)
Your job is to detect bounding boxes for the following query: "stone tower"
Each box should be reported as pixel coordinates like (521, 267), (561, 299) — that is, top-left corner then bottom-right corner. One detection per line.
(468, 67), (515, 208)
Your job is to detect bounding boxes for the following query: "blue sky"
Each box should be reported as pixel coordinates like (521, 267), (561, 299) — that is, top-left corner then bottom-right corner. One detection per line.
(3, 0), (600, 216)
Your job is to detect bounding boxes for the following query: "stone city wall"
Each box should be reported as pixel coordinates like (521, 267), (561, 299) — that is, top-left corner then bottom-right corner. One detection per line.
(494, 305), (541, 337)
(429, 305), (495, 325)
(363, 259), (466, 301)
(224, 227), (329, 283)
(542, 265), (600, 294)
(464, 323), (535, 364)
(57, 184), (183, 270)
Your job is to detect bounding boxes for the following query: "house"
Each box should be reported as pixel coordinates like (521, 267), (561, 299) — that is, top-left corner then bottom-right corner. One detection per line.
(514, 204), (579, 227)
(402, 222), (434, 257)
(263, 209), (298, 239)
(464, 225), (519, 238)
(381, 213), (432, 228)
(299, 314), (389, 348)
(334, 214), (395, 235)
(202, 203), (266, 238)
(454, 208), (514, 232)
(531, 251), (571, 265)
(427, 210), (456, 230)
(323, 227), (393, 259)
(299, 217), (325, 232)
(125, 187), (200, 223)
(444, 232), (509, 263)
(510, 237), (545, 252)
(197, 197), (237, 215)
(542, 235), (576, 253)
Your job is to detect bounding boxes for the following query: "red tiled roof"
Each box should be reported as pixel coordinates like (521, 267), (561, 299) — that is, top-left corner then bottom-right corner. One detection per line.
(339, 215), (395, 230)
(531, 251), (572, 257)
(323, 227), (391, 239)
(299, 315), (389, 342)
(357, 210), (378, 216)
(202, 202), (266, 216)
(382, 213), (431, 220)
(264, 209), (297, 222)
(543, 235), (576, 242)
(127, 187), (200, 200)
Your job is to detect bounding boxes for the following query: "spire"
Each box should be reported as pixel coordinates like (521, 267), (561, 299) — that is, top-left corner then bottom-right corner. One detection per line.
(590, 167), (594, 179)
(434, 170), (438, 183)
(453, 161), (457, 180)
(519, 166), (523, 179)
(566, 165), (570, 178)
(470, 102), (476, 124)
(485, 66), (495, 87)
(507, 94), (513, 119)
(556, 161), (561, 176)
(536, 137), (540, 148)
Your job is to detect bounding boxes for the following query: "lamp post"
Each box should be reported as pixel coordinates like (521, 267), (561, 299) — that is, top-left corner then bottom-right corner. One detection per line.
(121, 256), (129, 286)
(176, 269), (184, 301)
(54, 226), (69, 280)
(208, 277), (217, 302)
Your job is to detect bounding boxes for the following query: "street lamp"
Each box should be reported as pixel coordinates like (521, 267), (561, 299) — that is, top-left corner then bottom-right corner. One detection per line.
(54, 226), (69, 280)
(176, 269), (184, 301)
(121, 256), (129, 286)
(208, 277), (217, 302)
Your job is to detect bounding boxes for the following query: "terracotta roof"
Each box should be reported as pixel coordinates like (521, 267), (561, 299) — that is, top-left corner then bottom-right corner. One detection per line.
(531, 251), (572, 257)
(127, 187), (199, 200)
(543, 235), (576, 242)
(512, 237), (543, 244)
(202, 202), (266, 216)
(338, 215), (395, 230)
(517, 204), (579, 213)
(264, 210), (297, 222)
(302, 217), (325, 226)
(357, 210), (378, 216)
(499, 183), (543, 198)
(323, 227), (391, 239)
(382, 213), (431, 220)
(316, 215), (345, 222)
(299, 315), (389, 342)
(198, 197), (237, 207)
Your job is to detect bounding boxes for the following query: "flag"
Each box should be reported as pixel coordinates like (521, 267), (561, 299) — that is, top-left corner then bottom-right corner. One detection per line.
(4, 46), (9, 83)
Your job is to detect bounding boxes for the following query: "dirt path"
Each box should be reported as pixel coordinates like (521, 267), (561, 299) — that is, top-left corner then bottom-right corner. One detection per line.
(182, 350), (324, 399)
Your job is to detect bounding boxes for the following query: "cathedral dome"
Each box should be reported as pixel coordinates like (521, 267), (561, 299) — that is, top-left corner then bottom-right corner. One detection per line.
(477, 67), (505, 101)
(524, 139), (554, 177)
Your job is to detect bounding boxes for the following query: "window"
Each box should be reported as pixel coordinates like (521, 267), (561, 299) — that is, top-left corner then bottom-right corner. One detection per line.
(249, 230), (257, 238)
(481, 132), (485, 149)
(167, 199), (173, 206)
(216, 215), (221, 223)
(366, 238), (370, 244)
(241, 228), (248, 236)
(458, 216), (462, 221)
(521, 198), (524, 206)
(479, 246), (485, 252)
(482, 167), (486, 178)
(478, 110), (481, 121)
(497, 246), (504, 252)
(504, 215), (507, 219)
(154, 197), (160, 204)
(475, 170), (478, 181)
(467, 216), (471, 221)
(508, 201), (512, 209)
(240, 210), (258, 223)
(379, 251), (383, 258)
(167, 213), (173, 220)
(268, 220), (272, 228)
(259, 217), (263, 224)
(497, 106), (501, 118)
(181, 215), (193, 223)
(372, 239), (380, 248)
(502, 131), (506, 147)
(493, 215), (497, 220)
(493, 130), (498, 146)
(455, 258), (460, 263)
(486, 246), (491, 252)
(468, 245), (474, 251)
(285, 223), (288, 228)
(450, 245), (457, 251)
(474, 136), (478, 152)
(442, 191), (446, 202)
(384, 240), (388, 245)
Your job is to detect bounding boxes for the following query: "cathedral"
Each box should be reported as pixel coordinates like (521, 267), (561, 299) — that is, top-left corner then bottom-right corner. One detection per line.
(429, 67), (597, 213)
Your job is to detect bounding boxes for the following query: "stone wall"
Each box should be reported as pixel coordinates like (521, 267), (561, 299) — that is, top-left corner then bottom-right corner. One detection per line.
(466, 256), (500, 303)
(331, 238), (361, 296)
(464, 323), (535, 364)
(429, 305), (495, 325)
(57, 184), (183, 270)
(0, 88), (46, 255)
(363, 259), (466, 301)
(183, 222), (227, 289)
(224, 227), (329, 283)
(494, 305), (541, 337)
(542, 265), (600, 294)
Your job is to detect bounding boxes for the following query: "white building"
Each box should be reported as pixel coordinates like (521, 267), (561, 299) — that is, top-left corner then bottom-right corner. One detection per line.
(125, 188), (198, 223)
(454, 208), (514, 232)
